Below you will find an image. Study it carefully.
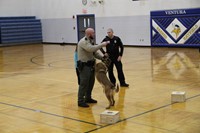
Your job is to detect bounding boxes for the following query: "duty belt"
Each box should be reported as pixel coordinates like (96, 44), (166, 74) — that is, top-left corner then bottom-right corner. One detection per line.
(83, 59), (96, 67)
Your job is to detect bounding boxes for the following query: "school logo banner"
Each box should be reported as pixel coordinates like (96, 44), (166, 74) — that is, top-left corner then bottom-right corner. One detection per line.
(151, 8), (200, 47)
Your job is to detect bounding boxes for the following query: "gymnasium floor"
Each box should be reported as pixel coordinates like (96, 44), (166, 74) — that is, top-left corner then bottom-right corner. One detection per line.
(0, 44), (200, 133)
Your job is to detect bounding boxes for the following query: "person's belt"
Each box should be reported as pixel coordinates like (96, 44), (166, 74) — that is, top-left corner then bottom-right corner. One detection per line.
(83, 59), (96, 67)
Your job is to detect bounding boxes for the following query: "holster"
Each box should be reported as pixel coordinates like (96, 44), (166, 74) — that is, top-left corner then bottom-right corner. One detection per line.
(86, 59), (95, 67)
(77, 59), (96, 72)
(77, 60), (84, 72)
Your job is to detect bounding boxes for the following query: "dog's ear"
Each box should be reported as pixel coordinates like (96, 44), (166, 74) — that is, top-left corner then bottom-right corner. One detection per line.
(101, 62), (107, 70)
(95, 63), (98, 68)
(96, 62), (107, 71)
(95, 63), (100, 71)
(101, 63), (105, 69)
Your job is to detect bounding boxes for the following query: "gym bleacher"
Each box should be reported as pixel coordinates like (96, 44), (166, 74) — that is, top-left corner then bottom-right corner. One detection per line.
(0, 16), (42, 46)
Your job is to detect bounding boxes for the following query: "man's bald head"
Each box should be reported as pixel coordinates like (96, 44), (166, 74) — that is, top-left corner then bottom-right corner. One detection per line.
(85, 28), (95, 39)
(85, 28), (94, 35)
(107, 28), (113, 33)
(107, 28), (114, 38)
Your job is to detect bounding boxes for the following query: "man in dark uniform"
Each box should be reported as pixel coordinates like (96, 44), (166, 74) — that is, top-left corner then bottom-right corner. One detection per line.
(77, 28), (109, 108)
(101, 28), (129, 87)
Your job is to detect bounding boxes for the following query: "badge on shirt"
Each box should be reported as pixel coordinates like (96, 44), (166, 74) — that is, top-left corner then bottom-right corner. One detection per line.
(114, 40), (117, 43)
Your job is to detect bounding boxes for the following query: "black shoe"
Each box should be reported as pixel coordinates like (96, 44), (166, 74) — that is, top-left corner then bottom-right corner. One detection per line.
(85, 99), (97, 103)
(78, 102), (89, 107)
(120, 83), (129, 87)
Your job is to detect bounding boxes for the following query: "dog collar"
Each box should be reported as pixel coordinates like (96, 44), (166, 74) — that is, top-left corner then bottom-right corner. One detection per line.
(99, 69), (107, 73)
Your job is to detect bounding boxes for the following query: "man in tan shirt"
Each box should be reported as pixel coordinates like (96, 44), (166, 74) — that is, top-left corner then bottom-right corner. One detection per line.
(77, 28), (109, 107)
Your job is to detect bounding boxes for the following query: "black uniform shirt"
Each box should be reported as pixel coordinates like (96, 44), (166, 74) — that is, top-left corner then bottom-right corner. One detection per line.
(101, 36), (124, 60)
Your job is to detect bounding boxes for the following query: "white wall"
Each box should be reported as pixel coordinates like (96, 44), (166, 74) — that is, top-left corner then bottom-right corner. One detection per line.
(0, 0), (200, 46)
(0, 0), (31, 16)
(41, 18), (77, 43)
(95, 16), (150, 46)
(28, 0), (200, 18)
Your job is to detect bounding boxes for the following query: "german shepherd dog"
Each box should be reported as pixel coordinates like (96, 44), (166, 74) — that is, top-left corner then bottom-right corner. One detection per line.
(95, 62), (119, 109)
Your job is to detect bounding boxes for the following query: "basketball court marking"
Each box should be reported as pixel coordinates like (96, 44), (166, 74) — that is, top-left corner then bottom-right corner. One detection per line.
(86, 93), (200, 132)
(0, 101), (102, 127)
(0, 111), (78, 132)
(1, 92), (200, 132)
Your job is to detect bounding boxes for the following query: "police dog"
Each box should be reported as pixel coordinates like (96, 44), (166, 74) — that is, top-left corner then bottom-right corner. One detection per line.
(95, 62), (119, 109)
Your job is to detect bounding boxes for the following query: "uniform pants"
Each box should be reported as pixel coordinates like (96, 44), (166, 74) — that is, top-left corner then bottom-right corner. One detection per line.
(108, 59), (125, 85)
(76, 68), (80, 85)
(78, 65), (95, 104)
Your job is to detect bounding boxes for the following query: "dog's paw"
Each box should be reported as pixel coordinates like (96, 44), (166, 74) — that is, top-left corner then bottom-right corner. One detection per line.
(106, 106), (110, 109)
(111, 101), (115, 106)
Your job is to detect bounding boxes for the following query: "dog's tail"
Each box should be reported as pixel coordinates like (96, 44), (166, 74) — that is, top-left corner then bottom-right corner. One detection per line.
(115, 84), (119, 93)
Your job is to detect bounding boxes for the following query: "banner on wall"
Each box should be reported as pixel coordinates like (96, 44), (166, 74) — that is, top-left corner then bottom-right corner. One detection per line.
(151, 8), (200, 47)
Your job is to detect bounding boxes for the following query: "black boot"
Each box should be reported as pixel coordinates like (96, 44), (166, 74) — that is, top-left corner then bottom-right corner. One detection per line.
(78, 102), (89, 107)
(120, 83), (129, 87)
(85, 98), (97, 103)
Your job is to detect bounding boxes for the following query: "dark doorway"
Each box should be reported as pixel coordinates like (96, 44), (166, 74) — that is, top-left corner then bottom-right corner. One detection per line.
(77, 14), (95, 42)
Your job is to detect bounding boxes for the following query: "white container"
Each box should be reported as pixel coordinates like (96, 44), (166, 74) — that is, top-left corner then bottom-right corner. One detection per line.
(100, 110), (120, 124)
(171, 91), (186, 103)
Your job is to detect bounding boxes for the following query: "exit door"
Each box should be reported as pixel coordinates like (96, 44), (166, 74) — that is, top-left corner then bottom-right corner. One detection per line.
(77, 14), (95, 42)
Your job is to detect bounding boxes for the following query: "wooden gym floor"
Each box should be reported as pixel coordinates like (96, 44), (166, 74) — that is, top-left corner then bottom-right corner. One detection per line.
(0, 44), (200, 133)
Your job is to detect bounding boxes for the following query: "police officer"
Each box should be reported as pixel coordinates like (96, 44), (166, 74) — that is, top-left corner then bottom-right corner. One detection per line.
(101, 28), (129, 87)
(77, 28), (109, 108)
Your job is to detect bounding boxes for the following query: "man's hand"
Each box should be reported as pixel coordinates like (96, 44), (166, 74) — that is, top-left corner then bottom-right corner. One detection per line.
(106, 41), (110, 44)
(117, 56), (122, 61)
(104, 53), (109, 57)
(101, 41), (110, 47)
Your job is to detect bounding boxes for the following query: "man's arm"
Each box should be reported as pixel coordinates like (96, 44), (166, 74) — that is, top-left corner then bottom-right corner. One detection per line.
(99, 37), (107, 54)
(94, 51), (104, 60)
(118, 37), (124, 56)
(100, 48), (106, 54)
(81, 40), (108, 53)
(81, 41), (102, 52)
